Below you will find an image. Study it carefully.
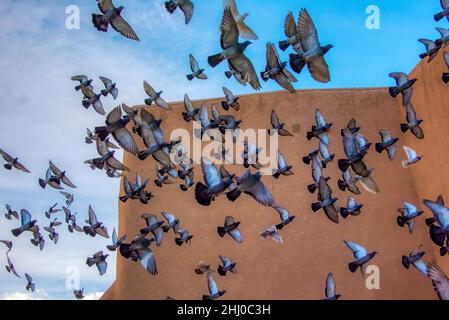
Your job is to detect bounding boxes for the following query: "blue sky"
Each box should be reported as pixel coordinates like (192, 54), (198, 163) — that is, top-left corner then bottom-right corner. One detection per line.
(0, 0), (445, 299)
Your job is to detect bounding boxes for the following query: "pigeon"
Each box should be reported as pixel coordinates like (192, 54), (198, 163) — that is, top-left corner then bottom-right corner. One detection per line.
(319, 141), (335, 168)
(120, 174), (152, 204)
(43, 218), (62, 244)
(99, 76), (118, 99)
(42, 161), (77, 189)
(337, 169), (361, 195)
(45, 203), (61, 219)
(344, 240), (378, 273)
(120, 234), (158, 275)
(261, 42), (297, 93)
(187, 54), (207, 81)
(0, 148), (31, 173)
(195, 158), (234, 206)
(74, 289), (85, 300)
(397, 202), (423, 234)
(375, 130), (399, 160)
(422, 198), (449, 247)
(161, 212), (180, 234)
(86, 251), (109, 276)
(220, 87), (240, 112)
(5, 255), (20, 278)
(402, 245), (428, 276)
(259, 225), (283, 244)
(388, 72), (417, 106)
(218, 115), (242, 134)
(87, 138), (129, 173)
(4, 205), (19, 220)
(180, 164), (195, 192)
(340, 197), (363, 219)
(92, 0), (139, 41)
(305, 150), (331, 194)
(269, 110), (293, 137)
(30, 227), (45, 251)
(11, 210), (38, 237)
(224, 66), (247, 85)
(324, 273), (340, 300)
(401, 103), (424, 139)
(60, 192), (74, 207)
(195, 261), (214, 275)
(436, 27), (449, 47)
(85, 129), (119, 149)
(154, 164), (175, 187)
(402, 145), (422, 168)
(83, 206), (109, 238)
(182, 94), (200, 122)
(341, 118), (360, 137)
(428, 262), (449, 300)
(241, 140), (263, 169)
(0, 240), (12, 253)
(223, 0), (258, 40)
(140, 214), (164, 247)
(143, 81), (171, 110)
(338, 128), (371, 176)
(71, 75), (93, 91)
(217, 255), (237, 276)
(278, 11), (301, 52)
(274, 206), (296, 230)
(25, 273), (35, 292)
(418, 39), (441, 63)
(226, 170), (276, 207)
(63, 207), (83, 233)
(272, 152), (293, 179)
(306, 109), (332, 145)
(311, 177), (339, 224)
(289, 9), (333, 83)
(217, 216), (242, 243)
(107, 228), (126, 251)
(435, 0), (449, 22)
(165, 0), (194, 24)
(208, 7), (261, 91)
(203, 271), (226, 300)
(81, 86), (106, 116)
(443, 52), (449, 84)
(175, 228), (193, 246)
(95, 105), (138, 155)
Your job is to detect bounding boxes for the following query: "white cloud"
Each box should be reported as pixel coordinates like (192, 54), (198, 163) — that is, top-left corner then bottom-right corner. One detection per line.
(83, 291), (104, 300)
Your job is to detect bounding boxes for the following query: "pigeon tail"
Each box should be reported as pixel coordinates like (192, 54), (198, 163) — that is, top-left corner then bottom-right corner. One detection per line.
(217, 226), (227, 238)
(302, 156), (311, 165)
(396, 216), (406, 227)
(3, 163), (12, 170)
(442, 73), (449, 84)
(138, 149), (153, 161)
(260, 70), (270, 82)
(435, 12), (446, 22)
(348, 261), (359, 273)
(388, 86), (399, 98)
(226, 188), (241, 202)
(429, 225), (446, 247)
(306, 131), (314, 141)
(340, 208), (350, 219)
(221, 101), (230, 111)
(165, 1), (178, 14)
(186, 74), (195, 81)
(119, 196), (129, 203)
(101, 89), (109, 97)
(400, 123), (409, 133)
(276, 216), (295, 230)
(375, 143), (385, 154)
(224, 71), (232, 79)
(175, 237), (184, 246)
(182, 112), (193, 122)
(11, 227), (23, 237)
(217, 266), (227, 276)
(289, 54), (306, 74)
(208, 53), (225, 68)
(311, 202), (322, 212)
(94, 126), (110, 141)
(272, 171), (281, 179)
(338, 159), (350, 172)
(440, 246), (448, 257)
(337, 179), (347, 192)
(278, 40), (291, 51)
(195, 182), (212, 206)
(92, 14), (108, 32)
(307, 183), (318, 194)
(401, 256), (411, 269)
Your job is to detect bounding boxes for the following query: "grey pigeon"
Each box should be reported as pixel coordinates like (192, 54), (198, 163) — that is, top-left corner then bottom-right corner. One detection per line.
(375, 130), (399, 160)
(195, 261), (214, 275)
(269, 110), (293, 136)
(175, 228), (193, 246)
(338, 169), (361, 195)
(208, 7), (260, 90)
(402, 245), (428, 276)
(0, 240), (12, 253)
(242, 139), (263, 169)
(279, 11), (301, 52)
(274, 206), (295, 230)
(289, 9), (333, 83)
(388, 72), (417, 106)
(397, 202), (423, 234)
(0, 148), (31, 173)
(226, 170), (276, 207)
(120, 174), (152, 204)
(221, 87), (240, 111)
(86, 251), (109, 276)
(43, 218), (62, 244)
(86, 138), (128, 172)
(63, 207), (83, 233)
(11, 209), (38, 237)
(217, 216), (242, 243)
(443, 52), (449, 83)
(85, 128), (119, 149)
(259, 225), (283, 244)
(182, 94), (200, 122)
(435, 0), (449, 21)
(311, 176), (339, 224)
(107, 228), (126, 251)
(95, 105), (139, 155)
(338, 128), (371, 176)
(154, 164), (175, 187)
(5, 255), (20, 278)
(92, 0), (139, 41)
(83, 206), (109, 238)
(436, 27), (449, 47)
(195, 158), (234, 206)
(4, 205), (19, 220)
(161, 212), (180, 234)
(217, 255), (237, 276)
(30, 227), (45, 251)
(179, 163), (195, 192)
(119, 234), (158, 275)
(39, 161), (76, 189)
(341, 118), (360, 137)
(143, 81), (171, 110)
(140, 214), (164, 247)
(99, 76), (118, 99)
(218, 114), (242, 134)
(344, 240), (378, 273)
(187, 54), (207, 81)
(306, 109), (332, 145)
(418, 39), (441, 63)
(427, 262), (449, 300)
(223, 0), (258, 40)
(165, 0), (194, 24)
(261, 42), (297, 93)
(401, 102), (424, 139)
(272, 151), (293, 179)
(324, 273), (340, 300)
(203, 271), (226, 300)
(304, 150), (330, 194)
(224, 65), (247, 85)
(340, 197), (363, 219)
(74, 289), (85, 300)
(81, 86), (106, 116)
(71, 75), (93, 91)
(402, 145), (422, 168)
(422, 198), (449, 247)
(25, 273), (35, 292)
(60, 192), (74, 207)
(45, 203), (61, 219)
(319, 141), (335, 168)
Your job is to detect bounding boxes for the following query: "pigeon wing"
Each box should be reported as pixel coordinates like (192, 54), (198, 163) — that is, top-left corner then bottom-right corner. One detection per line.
(110, 15), (140, 41)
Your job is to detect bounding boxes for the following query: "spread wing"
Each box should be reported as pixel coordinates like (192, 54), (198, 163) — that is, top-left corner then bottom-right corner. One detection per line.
(0, 148), (13, 162)
(284, 12), (297, 37)
(229, 54), (261, 90)
(220, 7), (239, 49)
(98, 0), (114, 14)
(428, 262), (449, 300)
(112, 128), (138, 155)
(110, 15), (140, 41)
(180, 0), (194, 24)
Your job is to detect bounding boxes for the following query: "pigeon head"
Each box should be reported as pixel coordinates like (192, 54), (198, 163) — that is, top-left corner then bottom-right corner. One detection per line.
(116, 6), (124, 14)
(243, 13), (249, 18)
(323, 44), (334, 54)
(240, 41), (252, 51)
(280, 61), (288, 68)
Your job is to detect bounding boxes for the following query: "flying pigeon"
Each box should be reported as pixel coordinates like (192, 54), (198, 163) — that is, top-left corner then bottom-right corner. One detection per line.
(0, 148), (31, 173)
(274, 206), (296, 230)
(165, 0), (194, 24)
(319, 141), (335, 169)
(272, 151), (293, 179)
(161, 212), (180, 234)
(85, 129), (119, 149)
(195, 261), (214, 275)
(30, 227), (45, 251)
(25, 273), (35, 292)
(388, 72), (417, 106)
(71, 75), (93, 92)
(43, 218), (62, 244)
(279, 11), (301, 52)
(4, 205), (19, 220)
(120, 234), (158, 275)
(143, 81), (171, 110)
(0, 240), (12, 253)
(11, 210), (38, 237)
(397, 202), (423, 234)
(305, 150), (330, 194)
(5, 255), (20, 278)
(306, 109), (332, 145)
(324, 273), (341, 300)
(175, 228), (193, 246)
(86, 251), (109, 276)
(226, 170), (276, 207)
(402, 245), (428, 276)
(435, 0), (449, 22)
(140, 214), (164, 247)
(259, 225), (283, 244)
(92, 0), (139, 41)
(418, 39), (441, 63)
(223, 0), (258, 40)
(341, 118), (360, 137)
(187, 54), (207, 81)
(427, 262), (449, 300)
(402, 145), (422, 168)
(344, 240), (378, 273)
(99, 76), (118, 99)
(203, 271), (226, 300)
(60, 192), (74, 207)
(338, 169), (361, 195)
(217, 255), (237, 276)
(221, 88), (240, 112)
(208, 7), (261, 90)
(183, 94), (200, 122)
(311, 177), (339, 224)
(39, 161), (77, 189)
(401, 103), (424, 139)
(338, 128), (371, 176)
(80, 86), (106, 115)
(217, 216), (242, 243)
(83, 206), (109, 238)
(375, 130), (399, 160)
(107, 228), (126, 251)
(269, 110), (293, 137)
(261, 42), (297, 93)
(340, 197), (363, 219)
(154, 164), (175, 187)
(63, 207), (83, 233)
(289, 9), (333, 83)
(74, 289), (85, 300)
(436, 27), (449, 47)
(422, 198), (449, 247)
(45, 203), (61, 219)
(120, 174), (152, 204)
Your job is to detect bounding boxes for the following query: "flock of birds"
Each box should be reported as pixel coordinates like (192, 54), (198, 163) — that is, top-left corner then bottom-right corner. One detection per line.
(2, 0), (449, 300)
